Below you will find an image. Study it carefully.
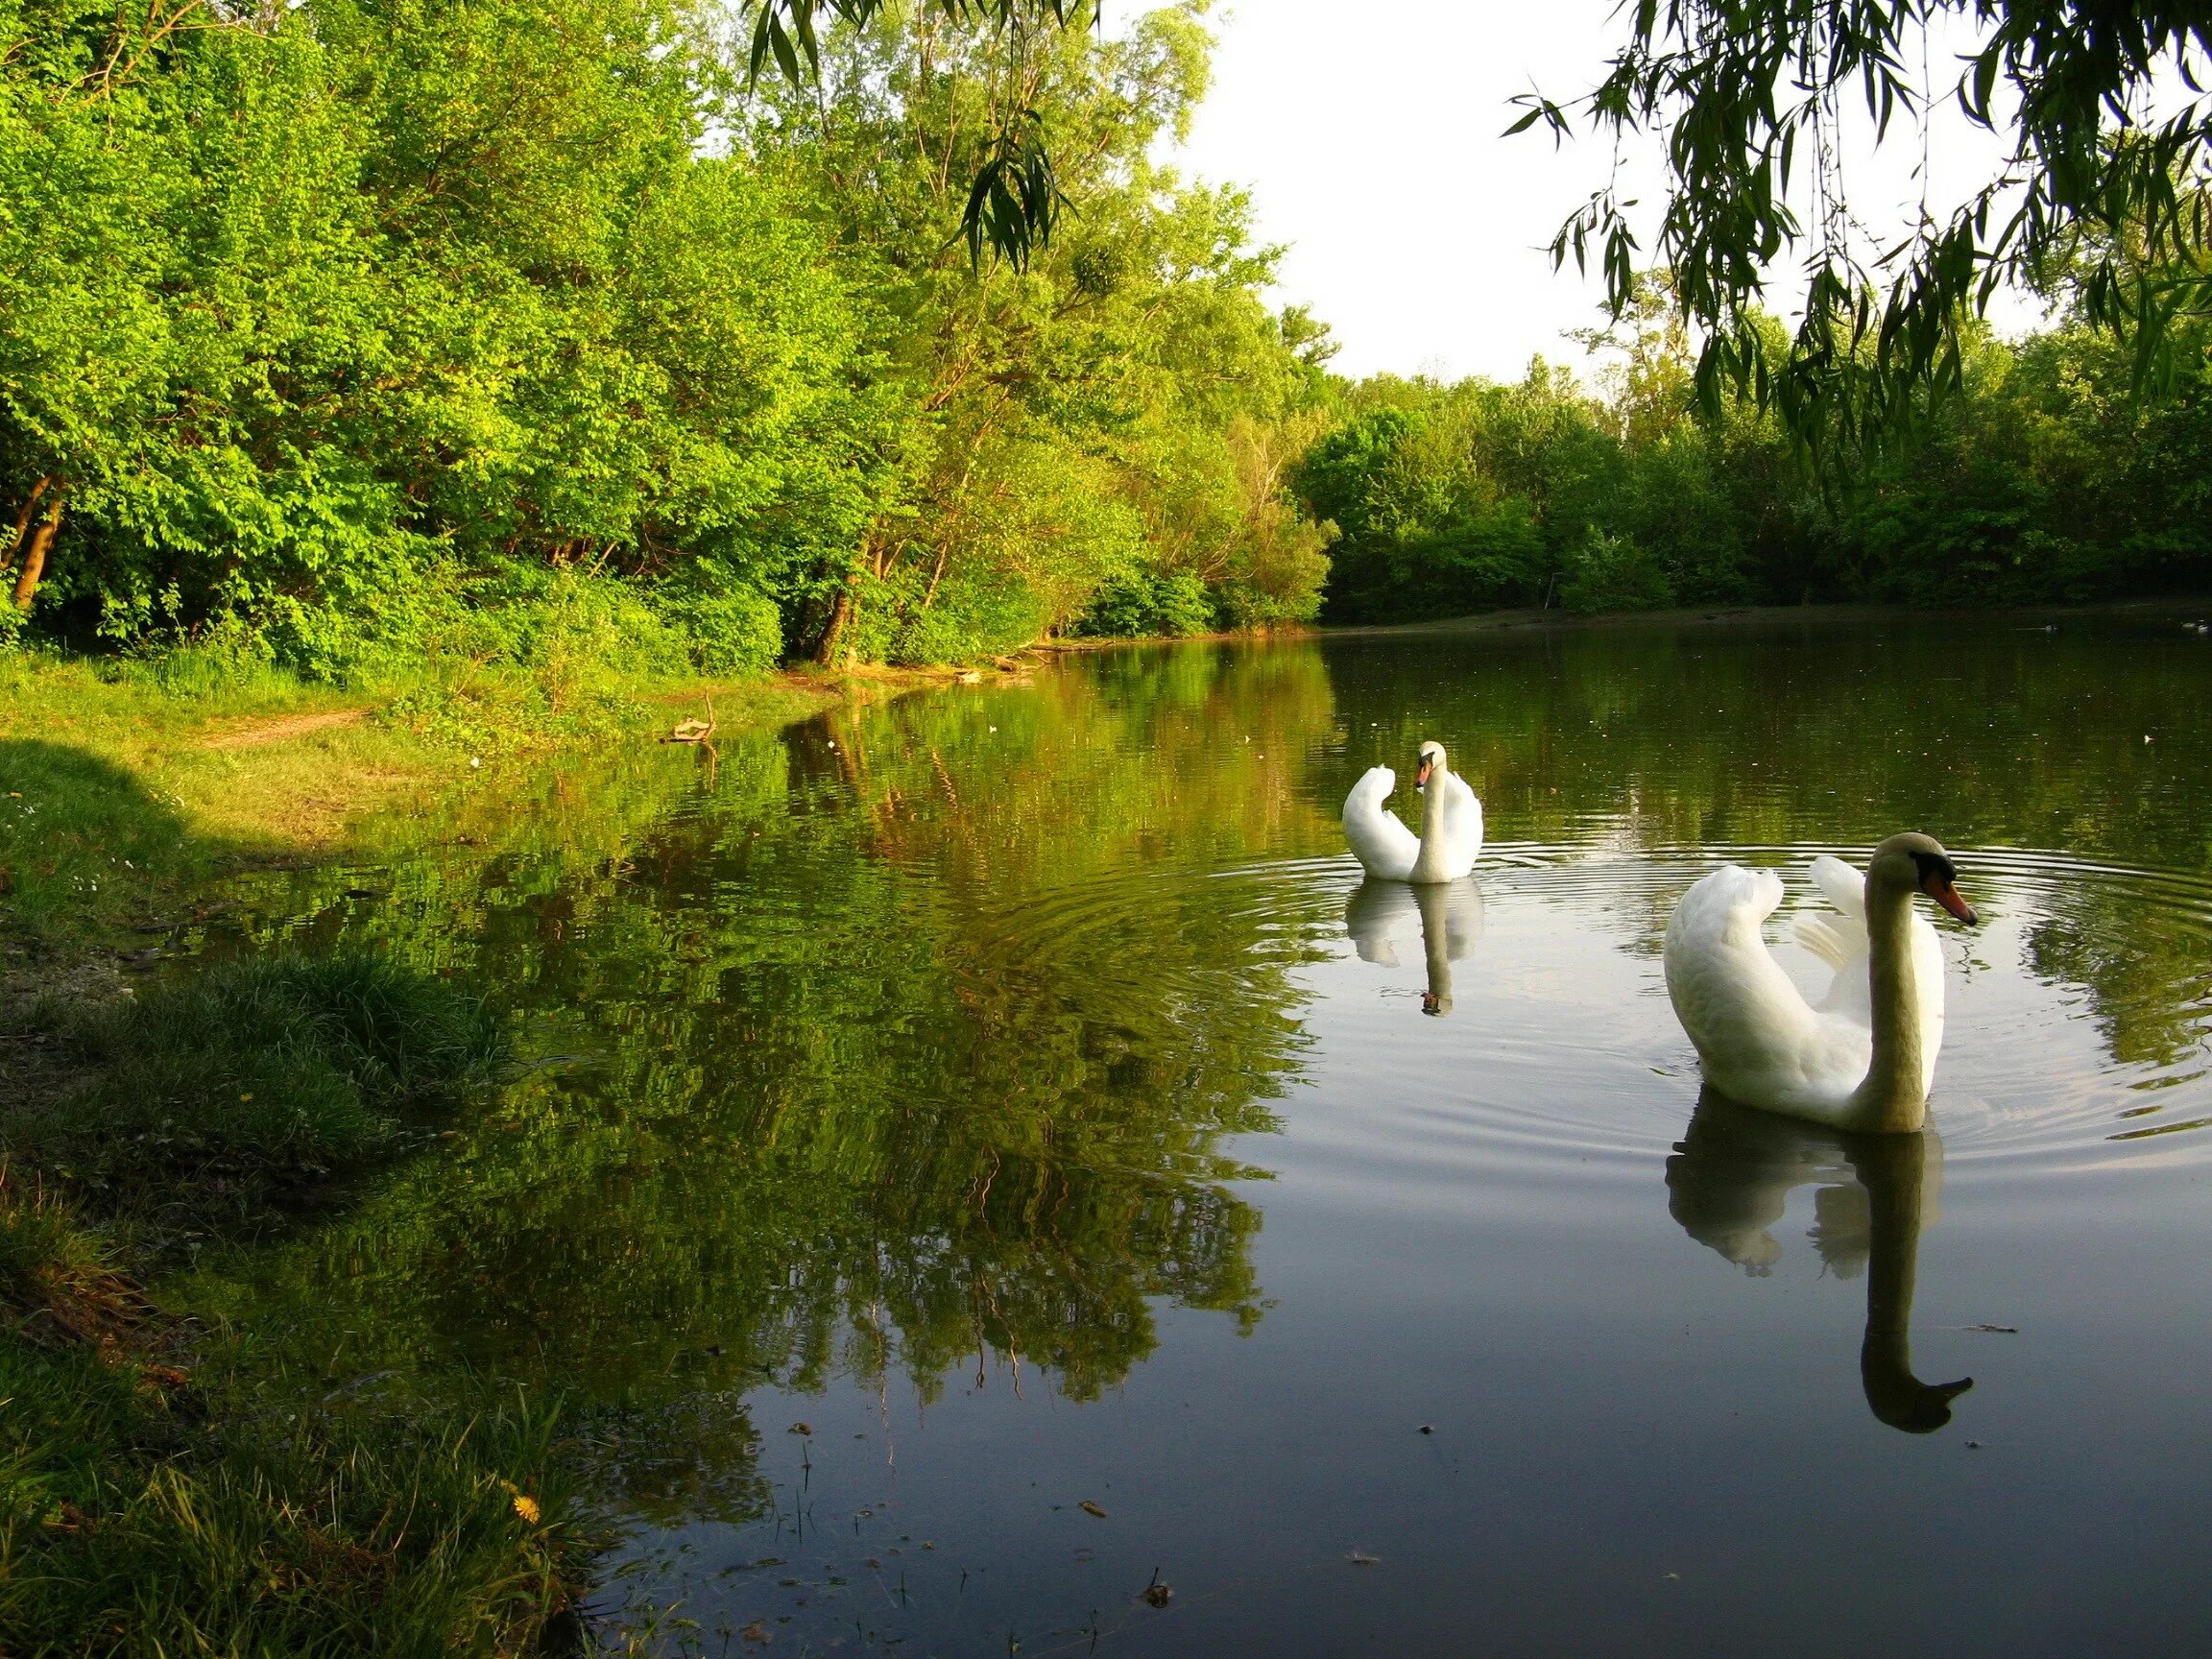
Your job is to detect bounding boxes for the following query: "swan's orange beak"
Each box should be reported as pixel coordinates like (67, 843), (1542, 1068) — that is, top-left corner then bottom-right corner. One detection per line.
(1414, 758), (1433, 788)
(1926, 877), (1978, 925)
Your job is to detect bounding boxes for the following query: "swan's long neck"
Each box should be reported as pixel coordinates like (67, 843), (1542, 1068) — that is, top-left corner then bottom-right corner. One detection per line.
(1410, 764), (1447, 878)
(1850, 878), (1928, 1132)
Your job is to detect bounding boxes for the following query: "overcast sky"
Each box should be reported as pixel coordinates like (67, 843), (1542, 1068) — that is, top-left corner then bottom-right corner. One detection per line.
(1164, 0), (2041, 384)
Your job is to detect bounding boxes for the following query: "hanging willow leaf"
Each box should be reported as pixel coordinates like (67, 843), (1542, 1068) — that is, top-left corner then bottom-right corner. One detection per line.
(1520, 1), (2212, 461)
(959, 109), (1069, 272)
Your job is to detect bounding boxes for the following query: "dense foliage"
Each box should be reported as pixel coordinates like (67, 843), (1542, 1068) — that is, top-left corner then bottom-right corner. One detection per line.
(0, 0), (2201, 683)
(1299, 284), (2212, 623)
(0, 0), (1328, 685)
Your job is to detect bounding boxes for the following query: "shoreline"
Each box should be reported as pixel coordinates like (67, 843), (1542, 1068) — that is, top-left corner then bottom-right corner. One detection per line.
(1313, 593), (2212, 640)
(0, 655), (972, 1649)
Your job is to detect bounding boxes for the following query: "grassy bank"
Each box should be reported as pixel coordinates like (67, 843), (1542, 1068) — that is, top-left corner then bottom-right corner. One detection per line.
(0, 953), (587, 1654)
(0, 646), (862, 953)
(0, 646), (928, 1654)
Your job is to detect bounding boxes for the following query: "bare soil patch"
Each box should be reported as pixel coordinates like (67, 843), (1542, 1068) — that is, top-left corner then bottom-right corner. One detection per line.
(199, 709), (368, 751)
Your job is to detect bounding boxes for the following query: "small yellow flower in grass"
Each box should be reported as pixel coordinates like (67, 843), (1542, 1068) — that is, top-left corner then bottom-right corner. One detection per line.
(239, 1093), (253, 1103)
(513, 1493), (541, 1525)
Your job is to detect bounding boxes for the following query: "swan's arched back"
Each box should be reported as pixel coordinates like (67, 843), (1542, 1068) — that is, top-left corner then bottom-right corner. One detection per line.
(1343, 766), (1420, 881)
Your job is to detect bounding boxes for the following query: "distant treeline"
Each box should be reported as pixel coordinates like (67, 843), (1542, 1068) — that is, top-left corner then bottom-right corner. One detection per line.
(1, 2), (2204, 697)
(1298, 286), (2212, 624)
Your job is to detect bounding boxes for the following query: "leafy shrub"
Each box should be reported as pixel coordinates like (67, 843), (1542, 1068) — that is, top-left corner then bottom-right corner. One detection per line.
(1076, 570), (1216, 637)
(660, 567), (784, 676)
(1560, 529), (1676, 613)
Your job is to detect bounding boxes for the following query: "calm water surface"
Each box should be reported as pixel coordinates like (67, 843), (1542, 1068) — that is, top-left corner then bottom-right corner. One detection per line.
(194, 615), (2212, 1655)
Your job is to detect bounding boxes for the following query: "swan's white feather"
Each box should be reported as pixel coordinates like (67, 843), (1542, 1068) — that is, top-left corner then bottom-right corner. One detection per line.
(1794, 856), (1945, 1060)
(1809, 854), (1866, 919)
(1666, 857), (1947, 1127)
(1342, 766), (1421, 881)
(1665, 865), (1873, 1124)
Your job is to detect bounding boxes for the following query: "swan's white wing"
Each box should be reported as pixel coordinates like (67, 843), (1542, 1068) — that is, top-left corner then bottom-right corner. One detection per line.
(1435, 773), (1483, 876)
(1796, 854), (1870, 970)
(1810, 854), (1865, 919)
(1665, 865), (1868, 1123)
(1343, 766), (1418, 880)
(1798, 855), (1873, 1023)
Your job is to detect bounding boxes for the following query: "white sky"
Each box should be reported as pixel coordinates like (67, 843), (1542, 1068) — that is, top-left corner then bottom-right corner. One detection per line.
(1162, 0), (2044, 384)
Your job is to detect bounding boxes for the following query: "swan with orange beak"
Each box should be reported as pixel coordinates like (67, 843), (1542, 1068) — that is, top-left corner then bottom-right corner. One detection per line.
(1665, 833), (1981, 1133)
(1341, 740), (1483, 883)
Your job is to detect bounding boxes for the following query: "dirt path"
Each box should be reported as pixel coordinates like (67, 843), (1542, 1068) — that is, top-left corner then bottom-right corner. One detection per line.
(199, 709), (369, 751)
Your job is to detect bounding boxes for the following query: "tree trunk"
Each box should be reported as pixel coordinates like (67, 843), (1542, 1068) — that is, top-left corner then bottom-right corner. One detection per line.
(2, 477), (53, 591)
(12, 486), (64, 612)
(816, 578), (855, 666)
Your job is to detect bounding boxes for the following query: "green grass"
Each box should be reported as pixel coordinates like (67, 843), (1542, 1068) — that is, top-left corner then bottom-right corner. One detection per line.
(0, 958), (590, 1655)
(0, 639), (902, 1654)
(0, 1331), (581, 1657)
(10, 954), (507, 1238)
(0, 644), (854, 952)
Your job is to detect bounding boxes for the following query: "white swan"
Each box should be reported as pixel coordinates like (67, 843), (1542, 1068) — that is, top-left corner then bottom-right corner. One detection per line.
(1342, 741), (1482, 882)
(1663, 834), (1978, 1133)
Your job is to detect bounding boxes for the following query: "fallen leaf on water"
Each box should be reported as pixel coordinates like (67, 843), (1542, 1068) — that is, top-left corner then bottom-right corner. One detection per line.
(740, 1623), (771, 1645)
(865, 1557), (882, 1570)
(1079, 1501), (1108, 1518)
(1347, 1551), (1381, 1567)
(1960, 1323), (2020, 1334)
(787, 1422), (812, 1436)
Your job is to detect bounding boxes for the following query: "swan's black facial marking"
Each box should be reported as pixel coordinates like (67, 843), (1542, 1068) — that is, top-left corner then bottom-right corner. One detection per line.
(1910, 850), (1979, 925)
(1909, 850), (1955, 886)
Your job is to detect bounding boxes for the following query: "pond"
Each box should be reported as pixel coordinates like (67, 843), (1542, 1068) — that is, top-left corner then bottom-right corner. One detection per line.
(182, 613), (2212, 1655)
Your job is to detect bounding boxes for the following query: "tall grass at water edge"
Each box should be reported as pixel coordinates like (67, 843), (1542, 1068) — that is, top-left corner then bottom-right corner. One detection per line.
(0, 953), (589, 1656)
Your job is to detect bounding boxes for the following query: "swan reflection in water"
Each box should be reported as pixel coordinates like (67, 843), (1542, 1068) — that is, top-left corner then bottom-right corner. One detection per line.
(1344, 878), (1483, 1016)
(1666, 1093), (1975, 1433)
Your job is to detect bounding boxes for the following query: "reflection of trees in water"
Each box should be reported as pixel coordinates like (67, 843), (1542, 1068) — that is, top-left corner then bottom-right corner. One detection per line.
(193, 642), (1336, 1524)
(1667, 1094), (1973, 1433)
(183, 621), (2211, 1514)
(2025, 883), (2212, 1074)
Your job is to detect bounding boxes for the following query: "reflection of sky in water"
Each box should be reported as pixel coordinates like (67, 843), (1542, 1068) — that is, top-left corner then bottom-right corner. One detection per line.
(196, 616), (2212, 1654)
